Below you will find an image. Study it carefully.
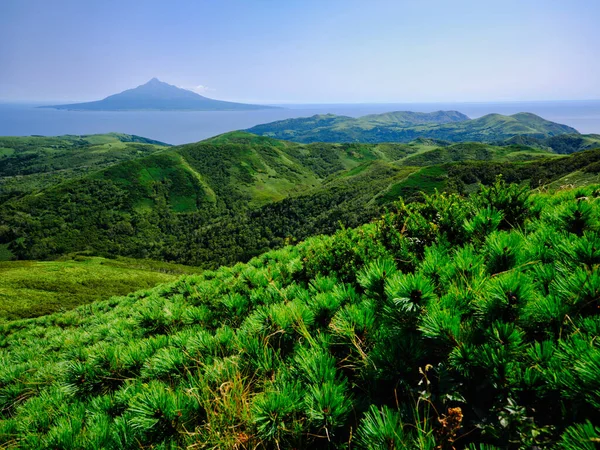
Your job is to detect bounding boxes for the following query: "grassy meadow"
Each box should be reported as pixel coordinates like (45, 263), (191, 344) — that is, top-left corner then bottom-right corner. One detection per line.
(0, 256), (201, 320)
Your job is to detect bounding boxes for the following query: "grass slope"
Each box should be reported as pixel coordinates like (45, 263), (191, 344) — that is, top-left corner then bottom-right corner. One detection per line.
(0, 182), (598, 448)
(0, 133), (168, 203)
(506, 133), (600, 154)
(247, 111), (578, 144)
(402, 142), (555, 166)
(0, 256), (201, 320)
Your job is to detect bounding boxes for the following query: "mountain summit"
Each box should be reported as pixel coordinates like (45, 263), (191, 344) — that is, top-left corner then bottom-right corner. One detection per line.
(43, 78), (278, 111)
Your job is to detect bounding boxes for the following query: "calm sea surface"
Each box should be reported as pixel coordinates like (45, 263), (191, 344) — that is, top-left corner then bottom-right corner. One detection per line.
(0, 101), (599, 145)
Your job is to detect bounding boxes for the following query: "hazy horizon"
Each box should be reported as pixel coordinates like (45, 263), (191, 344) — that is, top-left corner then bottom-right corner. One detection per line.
(1, 0), (599, 104)
(2, 81), (600, 107)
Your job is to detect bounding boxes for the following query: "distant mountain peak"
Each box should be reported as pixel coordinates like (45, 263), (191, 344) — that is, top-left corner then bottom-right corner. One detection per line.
(144, 77), (164, 86)
(42, 79), (278, 111)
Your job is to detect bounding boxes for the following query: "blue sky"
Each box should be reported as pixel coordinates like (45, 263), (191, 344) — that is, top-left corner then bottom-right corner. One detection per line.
(1, 0), (599, 103)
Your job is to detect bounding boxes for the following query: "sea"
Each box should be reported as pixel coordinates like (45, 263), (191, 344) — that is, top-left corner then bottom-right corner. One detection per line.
(0, 100), (599, 145)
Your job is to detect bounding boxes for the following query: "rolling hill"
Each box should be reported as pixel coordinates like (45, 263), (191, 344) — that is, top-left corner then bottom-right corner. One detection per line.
(505, 133), (600, 154)
(401, 142), (555, 166)
(1, 131), (599, 269)
(43, 78), (278, 111)
(0, 133), (426, 263)
(0, 133), (169, 204)
(246, 111), (579, 143)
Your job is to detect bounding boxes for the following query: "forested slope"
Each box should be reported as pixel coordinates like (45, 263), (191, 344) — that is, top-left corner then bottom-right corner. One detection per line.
(0, 133), (168, 204)
(247, 111), (578, 144)
(0, 133), (445, 264)
(1, 133), (599, 268)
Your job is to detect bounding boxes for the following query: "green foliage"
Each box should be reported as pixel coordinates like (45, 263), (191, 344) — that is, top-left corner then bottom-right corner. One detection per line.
(483, 231), (524, 274)
(128, 381), (200, 442)
(0, 133), (167, 204)
(559, 197), (598, 236)
(247, 111), (577, 144)
(354, 405), (409, 449)
(464, 207), (503, 241)
(252, 381), (305, 444)
(0, 182), (599, 449)
(559, 421), (600, 450)
(357, 258), (398, 302)
(385, 272), (436, 315)
(474, 176), (530, 229)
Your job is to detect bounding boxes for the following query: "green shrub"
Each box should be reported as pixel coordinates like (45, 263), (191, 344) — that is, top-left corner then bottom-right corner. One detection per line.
(1, 183), (600, 449)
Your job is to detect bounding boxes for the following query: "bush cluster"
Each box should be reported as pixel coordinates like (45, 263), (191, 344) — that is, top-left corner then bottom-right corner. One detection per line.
(1, 180), (599, 448)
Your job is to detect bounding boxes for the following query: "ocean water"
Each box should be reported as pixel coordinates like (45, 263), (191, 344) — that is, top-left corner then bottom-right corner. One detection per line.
(0, 100), (599, 145)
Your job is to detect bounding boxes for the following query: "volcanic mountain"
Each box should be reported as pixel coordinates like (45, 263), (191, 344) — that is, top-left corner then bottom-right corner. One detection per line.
(43, 78), (278, 111)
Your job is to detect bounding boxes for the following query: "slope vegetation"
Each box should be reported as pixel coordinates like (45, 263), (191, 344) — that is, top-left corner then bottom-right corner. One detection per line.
(1, 133), (599, 268)
(0, 133), (427, 264)
(247, 111), (578, 143)
(0, 133), (168, 203)
(402, 142), (554, 166)
(506, 133), (600, 154)
(1, 181), (598, 448)
(0, 256), (201, 320)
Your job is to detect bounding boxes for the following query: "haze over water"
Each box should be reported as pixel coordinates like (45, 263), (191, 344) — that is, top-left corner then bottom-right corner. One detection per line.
(1, 100), (599, 145)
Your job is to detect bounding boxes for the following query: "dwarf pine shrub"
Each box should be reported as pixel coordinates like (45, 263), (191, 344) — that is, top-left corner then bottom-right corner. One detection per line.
(0, 180), (599, 448)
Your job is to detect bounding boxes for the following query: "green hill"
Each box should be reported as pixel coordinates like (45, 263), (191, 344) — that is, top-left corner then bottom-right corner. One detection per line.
(244, 111), (468, 139)
(402, 142), (555, 166)
(0, 132), (547, 265)
(0, 133), (169, 204)
(0, 133), (428, 264)
(546, 133), (600, 153)
(0, 181), (598, 448)
(505, 133), (600, 154)
(246, 111), (578, 143)
(1, 132), (599, 268)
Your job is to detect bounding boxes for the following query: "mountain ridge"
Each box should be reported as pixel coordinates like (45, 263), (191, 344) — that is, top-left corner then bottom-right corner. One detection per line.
(247, 110), (579, 143)
(0, 133), (170, 203)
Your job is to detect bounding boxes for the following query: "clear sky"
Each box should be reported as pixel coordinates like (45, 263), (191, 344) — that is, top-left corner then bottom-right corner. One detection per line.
(1, 0), (599, 103)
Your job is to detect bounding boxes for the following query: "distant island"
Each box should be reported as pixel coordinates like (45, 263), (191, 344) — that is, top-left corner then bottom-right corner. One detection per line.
(246, 110), (579, 143)
(41, 78), (279, 111)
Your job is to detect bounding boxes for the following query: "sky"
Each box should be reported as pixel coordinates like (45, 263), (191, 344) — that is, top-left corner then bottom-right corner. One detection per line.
(0, 0), (599, 104)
